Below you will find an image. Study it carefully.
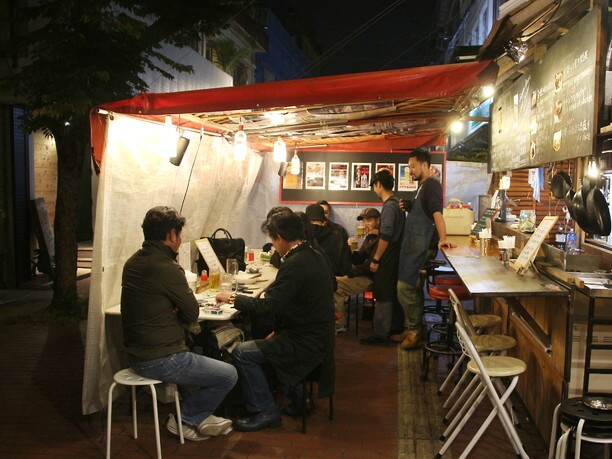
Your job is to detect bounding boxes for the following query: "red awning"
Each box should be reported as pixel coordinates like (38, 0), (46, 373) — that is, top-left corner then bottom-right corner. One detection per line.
(92, 60), (498, 164)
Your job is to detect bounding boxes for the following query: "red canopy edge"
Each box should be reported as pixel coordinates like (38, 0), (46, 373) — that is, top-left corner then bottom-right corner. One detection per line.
(98, 60), (498, 115)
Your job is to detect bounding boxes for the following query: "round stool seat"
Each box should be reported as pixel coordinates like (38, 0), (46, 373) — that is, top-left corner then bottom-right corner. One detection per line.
(435, 275), (463, 286)
(470, 314), (502, 329)
(467, 355), (526, 378)
(429, 284), (470, 301)
(473, 334), (516, 352)
(560, 397), (612, 431)
(114, 368), (162, 386)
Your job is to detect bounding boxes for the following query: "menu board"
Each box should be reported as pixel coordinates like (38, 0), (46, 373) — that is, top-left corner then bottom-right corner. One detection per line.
(513, 216), (558, 273)
(470, 208), (498, 236)
(490, 7), (600, 172)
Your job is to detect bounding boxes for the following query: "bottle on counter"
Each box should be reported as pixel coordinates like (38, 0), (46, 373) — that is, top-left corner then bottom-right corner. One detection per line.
(566, 228), (578, 255)
(554, 224), (566, 250)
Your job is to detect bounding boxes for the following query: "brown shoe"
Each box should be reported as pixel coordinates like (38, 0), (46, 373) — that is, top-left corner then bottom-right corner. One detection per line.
(400, 329), (424, 350)
(390, 329), (410, 343)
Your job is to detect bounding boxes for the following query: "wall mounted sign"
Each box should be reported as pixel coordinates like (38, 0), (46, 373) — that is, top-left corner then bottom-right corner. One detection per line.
(490, 6), (600, 172)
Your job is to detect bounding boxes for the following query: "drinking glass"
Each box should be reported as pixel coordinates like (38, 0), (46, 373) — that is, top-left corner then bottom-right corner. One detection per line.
(220, 273), (233, 292)
(226, 258), (239, 292)
(357, 224), (366, 237)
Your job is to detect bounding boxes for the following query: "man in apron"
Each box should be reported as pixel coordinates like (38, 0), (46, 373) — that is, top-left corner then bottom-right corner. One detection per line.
(360, 169), (405, 346)
(394, 148), (456, 350)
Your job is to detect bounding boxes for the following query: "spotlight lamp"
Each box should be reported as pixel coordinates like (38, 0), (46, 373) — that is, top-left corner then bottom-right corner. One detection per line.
(170, 131), (190, 166)
(450, 119), (464, 134)
(273, 137), (287, 162)
(234, 122), (248, 161)
(482, 85), (495, 98)
(504, 38), (528, 64)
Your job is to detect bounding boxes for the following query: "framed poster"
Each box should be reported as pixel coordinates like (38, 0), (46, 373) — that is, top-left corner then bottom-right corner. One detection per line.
(351, 162), (371, 190)
(375, 162), (396, 180)
(329, 162), (349, 191)
(305, 161), (326, 189)
(282, 166), (303, 189)
(430, 163), (443, 184)
(398, 163), (417, 192)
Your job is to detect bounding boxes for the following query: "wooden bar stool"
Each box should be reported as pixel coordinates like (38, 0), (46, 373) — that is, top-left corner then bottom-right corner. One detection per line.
(106, 368), (184, 459)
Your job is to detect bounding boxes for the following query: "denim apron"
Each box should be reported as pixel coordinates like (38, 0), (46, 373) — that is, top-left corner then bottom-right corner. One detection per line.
(398, 180), (435, 286)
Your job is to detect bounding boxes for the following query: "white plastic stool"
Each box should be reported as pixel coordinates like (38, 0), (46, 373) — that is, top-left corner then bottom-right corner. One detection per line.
(106, 368), (184, 459)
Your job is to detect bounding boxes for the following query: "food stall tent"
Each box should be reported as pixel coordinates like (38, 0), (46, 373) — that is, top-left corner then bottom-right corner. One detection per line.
(82, 60), (497, 414)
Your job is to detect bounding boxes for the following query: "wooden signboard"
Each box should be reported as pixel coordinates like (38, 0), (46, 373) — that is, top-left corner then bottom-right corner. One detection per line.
(513, 215), (558, 273)
(194, 238), (225, 273)
(490, 7), (600, 172)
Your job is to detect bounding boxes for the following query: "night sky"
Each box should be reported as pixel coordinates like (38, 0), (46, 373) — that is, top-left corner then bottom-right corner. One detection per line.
(264, 0), (441, 77)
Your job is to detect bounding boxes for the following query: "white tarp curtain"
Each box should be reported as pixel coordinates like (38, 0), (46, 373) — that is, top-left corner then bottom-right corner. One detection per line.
(82, 113), (277, 414)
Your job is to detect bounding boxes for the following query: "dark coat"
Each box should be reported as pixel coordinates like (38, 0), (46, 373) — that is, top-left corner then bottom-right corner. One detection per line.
(311, 224), (352, 276)
(233, 242), (335, 397)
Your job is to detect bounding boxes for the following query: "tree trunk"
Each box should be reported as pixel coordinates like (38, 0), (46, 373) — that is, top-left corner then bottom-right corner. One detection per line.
(49, 130), (87, 312)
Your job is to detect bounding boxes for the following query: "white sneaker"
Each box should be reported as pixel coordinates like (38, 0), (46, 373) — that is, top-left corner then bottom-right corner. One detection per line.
(198, 414), (233, 436)
(166, 414), (209, 441)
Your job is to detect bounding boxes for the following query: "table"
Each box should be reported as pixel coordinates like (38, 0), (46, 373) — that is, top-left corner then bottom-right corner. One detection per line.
(105, 302), (240, 321)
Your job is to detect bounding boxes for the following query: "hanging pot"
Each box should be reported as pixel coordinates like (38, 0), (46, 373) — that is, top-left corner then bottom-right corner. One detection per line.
(572, 187), (595, 233)
(586, 187), (612, 236)
(551, 164), (572, 199)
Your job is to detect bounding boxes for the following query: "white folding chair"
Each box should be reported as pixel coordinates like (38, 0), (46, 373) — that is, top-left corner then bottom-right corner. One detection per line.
(441, 290), (517, 424)
(436, 320), (528, 458)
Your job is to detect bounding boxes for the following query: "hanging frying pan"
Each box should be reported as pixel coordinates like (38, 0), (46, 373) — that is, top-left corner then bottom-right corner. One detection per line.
(572, 186), (595, 233)
(586, 187), (611, 236)
(551, 162), (572, 199)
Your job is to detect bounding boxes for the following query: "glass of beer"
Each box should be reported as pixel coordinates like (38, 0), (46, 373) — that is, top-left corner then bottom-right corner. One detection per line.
(209, 267), (220, 290)
(357, 224), (366, 237)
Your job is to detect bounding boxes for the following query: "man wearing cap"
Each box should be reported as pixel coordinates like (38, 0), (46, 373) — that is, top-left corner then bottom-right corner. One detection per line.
(393, 148), (456, 350)
(305, 203), (351, 276)
(333, 207), (380, 333)
(360, 170), (405, 346)
(316, 199), (349, 242)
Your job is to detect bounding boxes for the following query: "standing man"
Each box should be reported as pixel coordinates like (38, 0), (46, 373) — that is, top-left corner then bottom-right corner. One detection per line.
(394, 148), (457, 350)
(217, 210), (335, 432)
(121, 206), (237, 441)
(360, 170), (405, 346)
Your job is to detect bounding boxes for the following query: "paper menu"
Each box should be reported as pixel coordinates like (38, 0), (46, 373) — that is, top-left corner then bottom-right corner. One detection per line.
(513, 215), (558, 272)
(194, 238), (225, 273)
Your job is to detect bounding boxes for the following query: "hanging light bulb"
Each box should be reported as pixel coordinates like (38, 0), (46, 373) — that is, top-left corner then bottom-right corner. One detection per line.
(273, 137), (287, 162)
(481, 85), (495, 98)
(290, 149), (300, 175)
(450, 119), (464, 134)
(587, 158), (599, 178)
(234, 122), (248, 161)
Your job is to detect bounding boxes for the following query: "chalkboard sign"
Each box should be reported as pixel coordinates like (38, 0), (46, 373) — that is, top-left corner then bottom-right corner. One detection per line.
(471, 208), (498, 236)
(280, 150), (445, 204)
(490, 7), (600, 172)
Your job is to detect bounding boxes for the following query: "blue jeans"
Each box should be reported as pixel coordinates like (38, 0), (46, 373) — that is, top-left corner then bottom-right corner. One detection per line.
(129, 351), (237, 426)
(232, 340), (277, 414)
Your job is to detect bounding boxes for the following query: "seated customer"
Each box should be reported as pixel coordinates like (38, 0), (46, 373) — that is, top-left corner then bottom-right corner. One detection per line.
(121, 206), (237, 441)
(334, 207), (380, 333)
(305, 203), (352, 276)
(317, 199), (349, 241)
(216, 210), (335, 432)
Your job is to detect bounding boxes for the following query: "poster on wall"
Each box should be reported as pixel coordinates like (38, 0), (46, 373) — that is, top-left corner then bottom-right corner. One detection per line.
(305, 161), (326, 189)
(430, 163), (443, 184)
(282, 167), (303, 189)
(351, 162), (371, 190)
(329, 162), (349, 190)
(375, 162), (396, 180)
(398, 163), (417, 191)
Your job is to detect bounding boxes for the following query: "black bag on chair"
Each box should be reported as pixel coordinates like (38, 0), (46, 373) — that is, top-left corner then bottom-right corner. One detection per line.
(197, 228), (246, 274)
